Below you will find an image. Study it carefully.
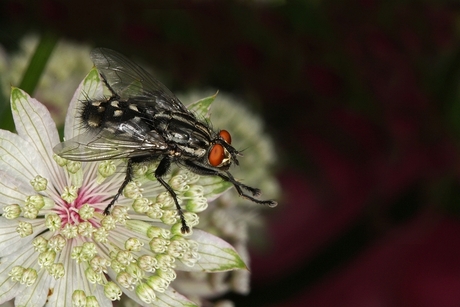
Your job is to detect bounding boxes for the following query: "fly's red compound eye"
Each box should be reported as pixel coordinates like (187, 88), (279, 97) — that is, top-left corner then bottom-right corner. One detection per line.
(219, 130), (232, 144)
(209, 144), (225, 166)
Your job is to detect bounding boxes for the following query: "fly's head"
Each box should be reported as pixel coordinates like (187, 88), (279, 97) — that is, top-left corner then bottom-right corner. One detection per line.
(208, 130), (240, 170)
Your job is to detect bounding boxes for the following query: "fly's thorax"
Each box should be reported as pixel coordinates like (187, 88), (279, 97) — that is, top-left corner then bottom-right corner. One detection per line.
(153, 112), (212, 145)
(176, 144), (208, 158)
(163, 125), (211, 160)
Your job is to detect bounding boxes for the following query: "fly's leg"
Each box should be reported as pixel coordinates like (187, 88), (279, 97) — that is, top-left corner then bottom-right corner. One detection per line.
(155, 157), (190, 234)
(104, 157), (190, 233)
(220, 171), (277, 207)
(104, 159), (134, 215)
(184, 161), (277, 207)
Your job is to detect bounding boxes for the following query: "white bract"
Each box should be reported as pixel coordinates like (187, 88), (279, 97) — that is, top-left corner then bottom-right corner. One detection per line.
(0, 69), (246, 307)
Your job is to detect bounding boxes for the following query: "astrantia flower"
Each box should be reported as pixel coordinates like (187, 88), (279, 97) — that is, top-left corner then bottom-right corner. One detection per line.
(0, 69), (246, 306)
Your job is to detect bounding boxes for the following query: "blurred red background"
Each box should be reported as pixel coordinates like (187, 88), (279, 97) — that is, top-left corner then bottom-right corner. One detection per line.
(1, 1), (460, 306)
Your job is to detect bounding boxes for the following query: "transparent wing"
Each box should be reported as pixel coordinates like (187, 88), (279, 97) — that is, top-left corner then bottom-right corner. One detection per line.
(53, 127), (168, 162)
(90, 48), (190, 114)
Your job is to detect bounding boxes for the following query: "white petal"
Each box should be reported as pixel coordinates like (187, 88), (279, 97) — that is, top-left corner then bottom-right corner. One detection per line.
(0, 218), (28, 256)
(0, 218), (39, 257)
(155, 287), (198, 307)
(172, 275), (229, 299)
(118, 284), (198, 307)
(14, 270), (52, 307)
(10, 88), (62, 185)
(0, 275), (20, 304)
(109, 285), (143, 307)
(64, 68), (103, 140)
(0, 243), (36, 303)
(87, 281), (112, 307)
(45, 252), (74, 307)
(106, 272), (197, 307)
(47, 243), (112, 307)
(0, 171), (35, 206)
(178, 230), (247, 272)
(0, 129), (50, 187)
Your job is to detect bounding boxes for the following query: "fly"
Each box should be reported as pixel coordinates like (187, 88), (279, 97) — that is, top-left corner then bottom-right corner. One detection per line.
(54, 48), (277, 233)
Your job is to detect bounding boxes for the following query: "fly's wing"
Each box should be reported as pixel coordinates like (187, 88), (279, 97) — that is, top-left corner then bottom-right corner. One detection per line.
(90, 48), (190, 114)
(53, 121), (169, 161)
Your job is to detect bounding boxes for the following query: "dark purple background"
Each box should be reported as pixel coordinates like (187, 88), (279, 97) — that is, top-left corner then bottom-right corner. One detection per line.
(1, 1), (460, 306)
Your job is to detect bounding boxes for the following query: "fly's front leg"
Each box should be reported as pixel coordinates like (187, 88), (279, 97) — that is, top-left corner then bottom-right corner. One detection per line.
(155, 157), (190, 234)
(184, 161), (277, 207)
(220, 170), (277, 207)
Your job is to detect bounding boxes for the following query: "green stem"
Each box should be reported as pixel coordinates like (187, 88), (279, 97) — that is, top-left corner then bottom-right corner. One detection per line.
(19, 32), (58, 93)
(0, 32), (58, 131)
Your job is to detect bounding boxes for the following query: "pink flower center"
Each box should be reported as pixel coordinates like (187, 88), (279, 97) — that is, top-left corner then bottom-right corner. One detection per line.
(57, 185), (106, 227)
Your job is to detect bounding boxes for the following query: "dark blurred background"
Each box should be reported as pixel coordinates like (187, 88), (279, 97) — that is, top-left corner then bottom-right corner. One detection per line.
(1, 1), (460, 306)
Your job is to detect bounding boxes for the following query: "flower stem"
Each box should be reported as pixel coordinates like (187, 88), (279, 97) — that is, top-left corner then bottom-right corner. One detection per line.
(19, 32), (58, 93)
(0, 32), (58, 131)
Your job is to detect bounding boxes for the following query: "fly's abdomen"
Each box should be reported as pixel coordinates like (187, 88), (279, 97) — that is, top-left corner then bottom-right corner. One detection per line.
(81, 97), (147, 130)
